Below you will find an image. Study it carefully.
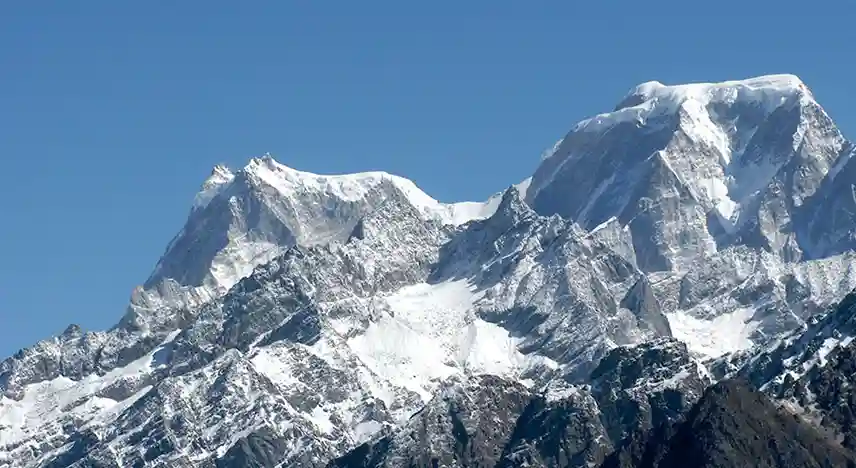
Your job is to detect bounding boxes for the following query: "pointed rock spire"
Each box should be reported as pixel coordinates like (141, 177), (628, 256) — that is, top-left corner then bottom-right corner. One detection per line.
(620, 275), (671, 337)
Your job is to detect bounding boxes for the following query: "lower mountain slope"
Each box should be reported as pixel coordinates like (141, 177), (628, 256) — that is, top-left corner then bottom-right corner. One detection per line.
(329, 339), (709, 468)
(729, 289), (856, 450)
(603, 380), (856, 468)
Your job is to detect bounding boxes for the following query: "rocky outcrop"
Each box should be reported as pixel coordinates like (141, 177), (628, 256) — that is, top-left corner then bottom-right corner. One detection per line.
(603, 380), (856, 468)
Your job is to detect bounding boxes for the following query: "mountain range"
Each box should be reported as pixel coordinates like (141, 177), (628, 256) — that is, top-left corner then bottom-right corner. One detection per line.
(4, 74), (856, 467)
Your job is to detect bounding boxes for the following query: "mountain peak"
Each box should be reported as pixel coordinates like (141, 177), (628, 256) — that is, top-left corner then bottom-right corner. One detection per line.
(490, 185), (535, 226)
(626, 73), (807, 100)
(244, 152), (292, 174)
(528, 71), (847, 274)
(192, 164), (235, 211)
(208, 163), (234, 179)
(60, 323), (82, 339)
(622, 73), (809, 106)
(9, 71), (856, 468)
(594, 73), (813, 133)
(143, 153), (507, 325)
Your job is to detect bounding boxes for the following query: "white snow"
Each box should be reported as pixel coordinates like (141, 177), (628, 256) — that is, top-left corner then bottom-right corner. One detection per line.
(208, 238), (284, 294)
(588, 216), (619, 236)
(193, 164), (235, 211)
(569, 75), (812, 222)
(249, 346), (301, 388)
(354, 420), (384, 443)
(244, 154), (499, 228)
(249, 339), (399, 444)
(647, 368), (692, 392)
(246, 155), (394, 203)
(0, 330), (180, 448)
(623, 74), (808, 123)
(145, 153), (513, 324)
(307, 407), (335, 434)
(766, 329), (856, 392)
(13, 72), (856, 467)
(804, 337), (841, 372)
(514, 177), (532, 199)
(445, 200), (502, 226)
(544, 381), (585, 403)
(827, 149), (854, 183)
(540, 137), (566, 161)
(529, 74), (821, 239)
(666, 307), (759, 357)
(345, 279), (534, 401)
(446, 177), (532, 225)
(454, 320), (527, 375)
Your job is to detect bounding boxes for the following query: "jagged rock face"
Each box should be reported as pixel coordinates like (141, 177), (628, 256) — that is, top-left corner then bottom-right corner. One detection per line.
(2, 177), (554, 467)
(602, 380), (856, 468)
(329, 341), (711, 468)
(494, 340), (710, 468)
(589, 339), (710, 444)
(127, 156), (472, 332)
(649, 245), (856, 358)
(328, 376), (536, 468)
(0, 181), (451, 467)
(732, 291), (856, 449)
(432, 188), (665, 381)
(620, 277), (671, 337)
(495, 390), (611, 468)
(527, 75), (849, 269)
(800, 143), (856, 259)
(49, 350), (340, 468)
(147, 158), (429, 291)
(5, 74), (856, 467)
(522, 75), (856, 358)
(328, 375), (614, 468)
(783, 344), (856, 449)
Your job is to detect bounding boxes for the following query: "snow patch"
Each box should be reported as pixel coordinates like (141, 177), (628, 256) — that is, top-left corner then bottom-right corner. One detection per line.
(667, 307), (759, 357)
(209, 239), (284, 294)
(0, 330), (180, 447)
(576, 74), (809, 147)
(249, 347), (300, 388)
(354, 420), (384, 444)
(307, 407), (335, 434)
(346, 280), (534, 401)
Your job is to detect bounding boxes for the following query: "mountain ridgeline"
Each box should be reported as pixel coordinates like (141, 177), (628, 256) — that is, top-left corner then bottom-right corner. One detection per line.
(3, 74), (856, 467)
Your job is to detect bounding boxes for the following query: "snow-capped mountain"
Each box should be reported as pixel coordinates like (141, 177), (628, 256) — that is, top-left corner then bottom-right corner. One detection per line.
(129, 155), (508, 330)
(528, 75), (849, 264)
(526, 74), (856, 357)
(3, 74), (856, 467)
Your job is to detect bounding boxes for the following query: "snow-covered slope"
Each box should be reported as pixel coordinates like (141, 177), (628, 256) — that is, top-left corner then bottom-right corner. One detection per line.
(4, 74), (856, 467)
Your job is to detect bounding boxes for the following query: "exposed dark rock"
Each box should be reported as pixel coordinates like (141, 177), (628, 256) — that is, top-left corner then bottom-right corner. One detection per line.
(602, 380), (856, 468)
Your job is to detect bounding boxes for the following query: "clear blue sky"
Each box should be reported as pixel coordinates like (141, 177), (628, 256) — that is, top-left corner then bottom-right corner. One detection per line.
(1, 1), (854, 357)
